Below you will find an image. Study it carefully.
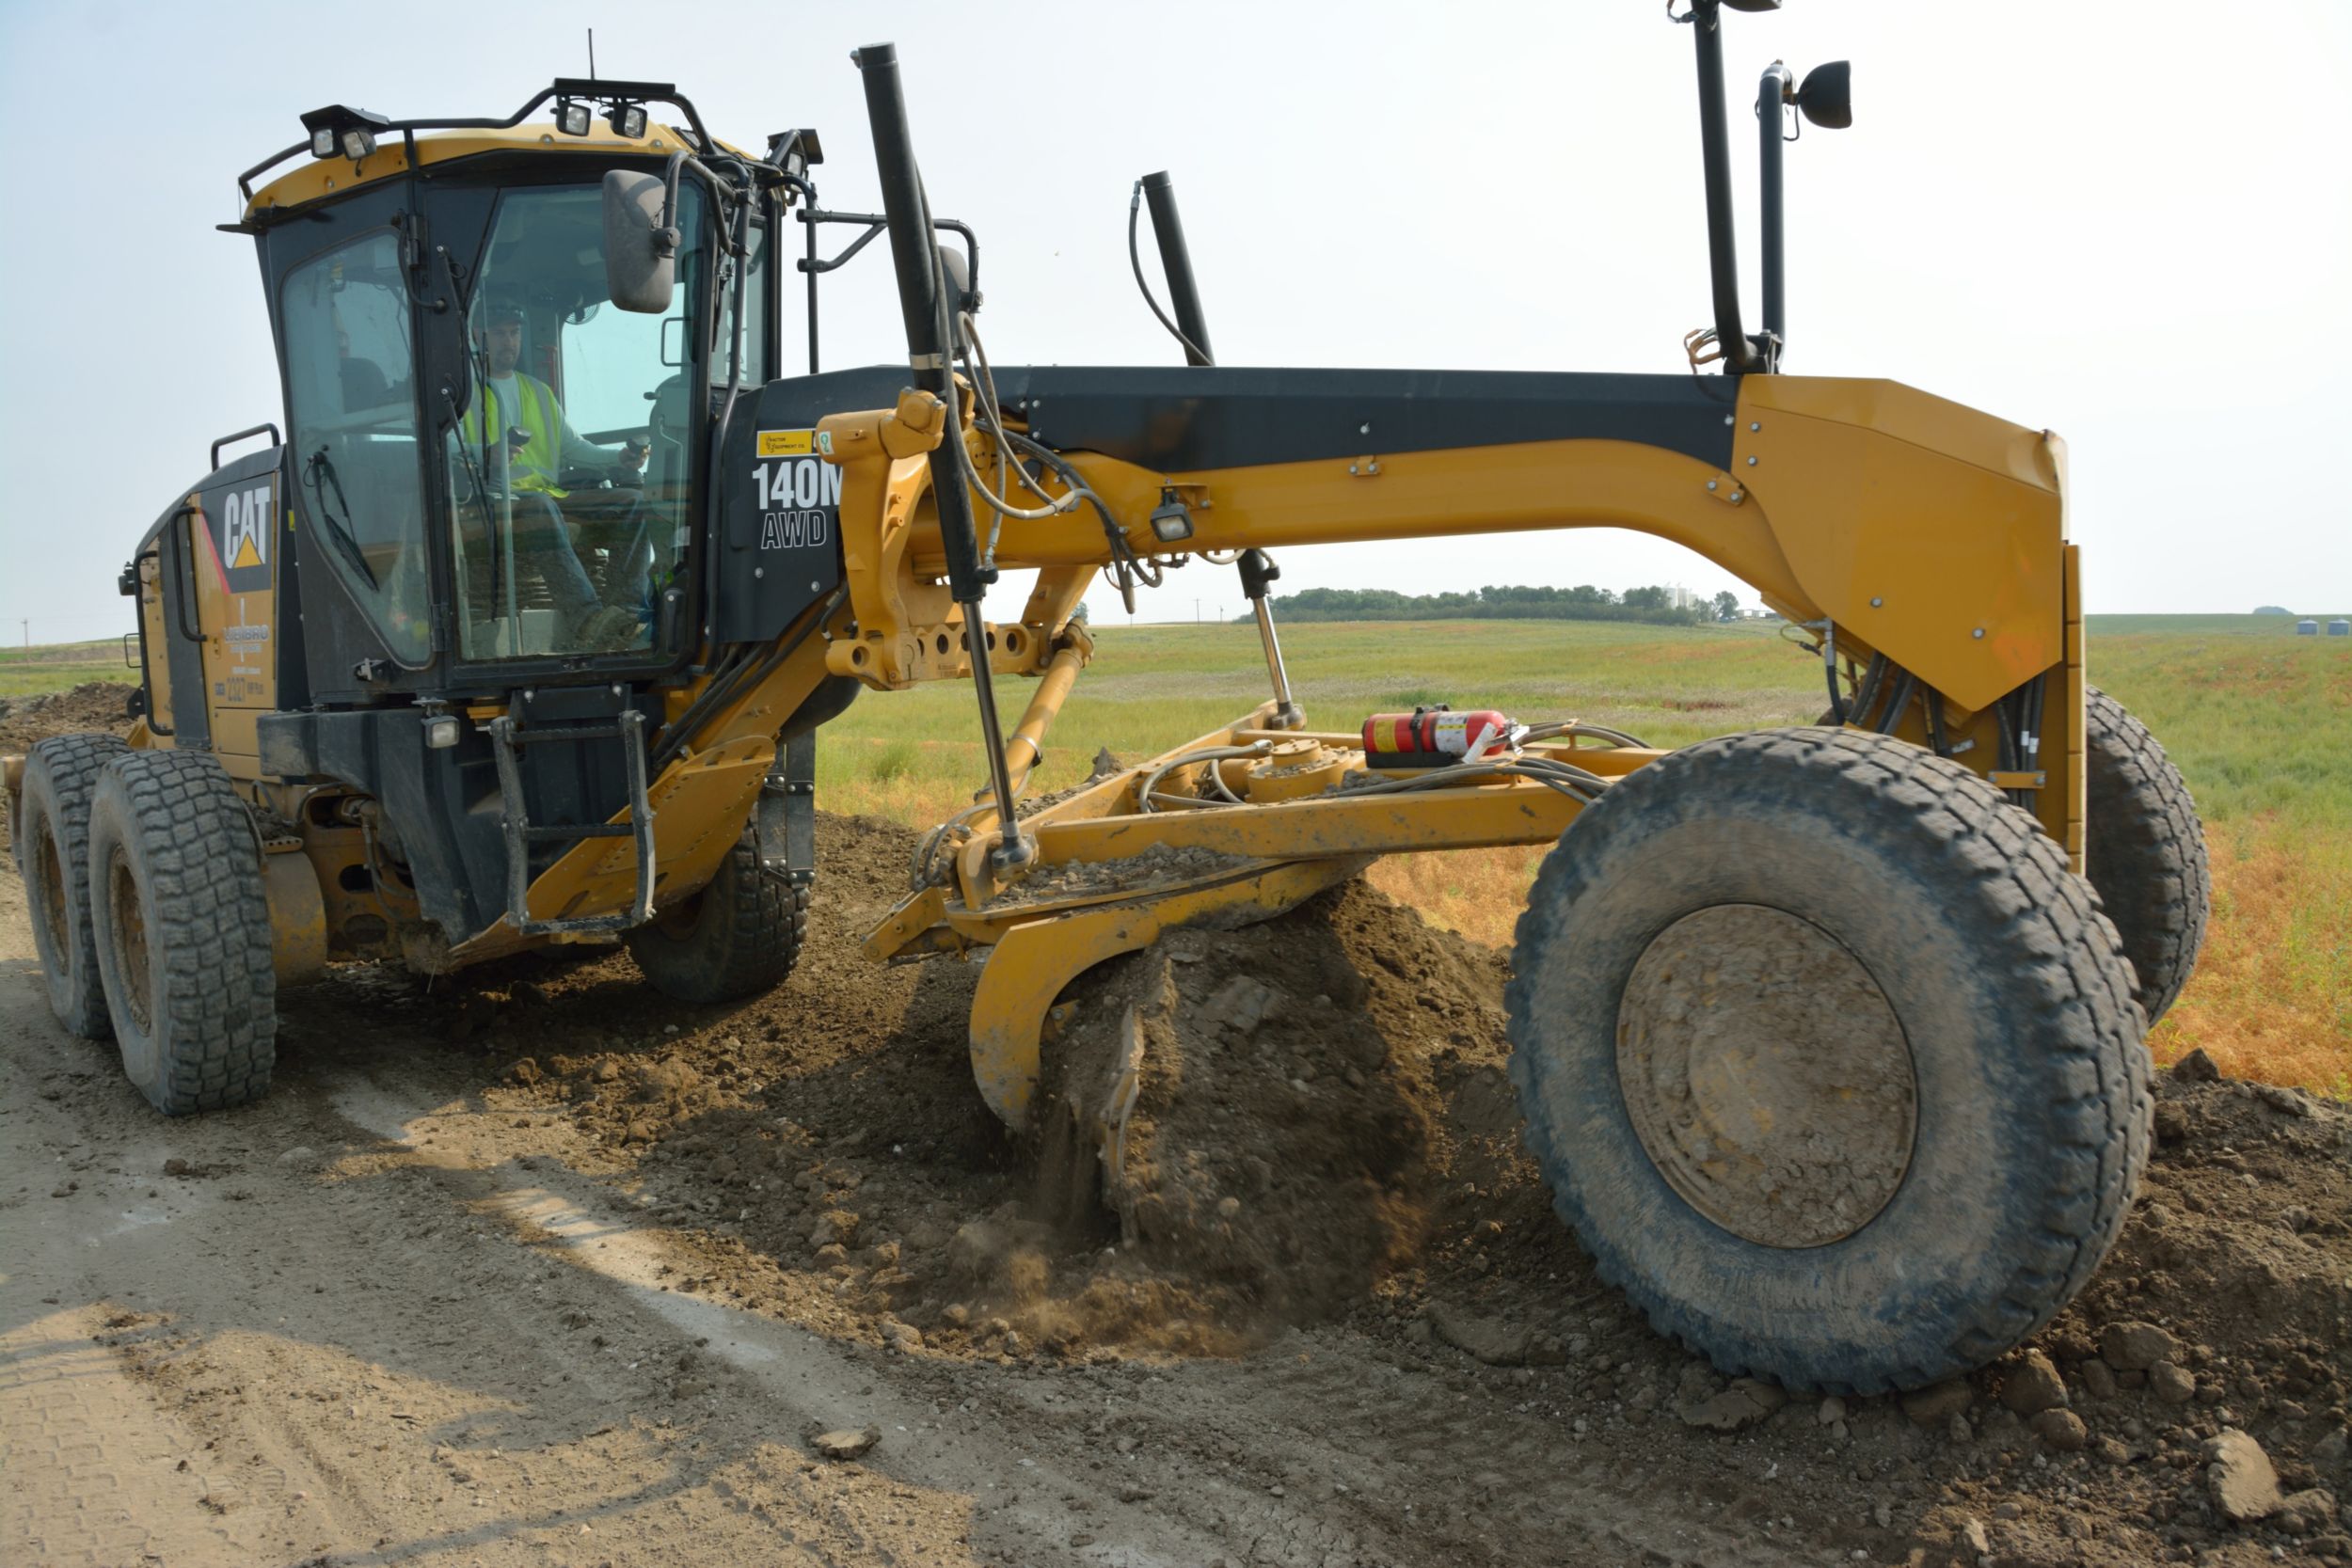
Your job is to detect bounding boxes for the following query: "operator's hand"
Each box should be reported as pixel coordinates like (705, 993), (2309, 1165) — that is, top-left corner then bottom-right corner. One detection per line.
(618, 438), (648, 474)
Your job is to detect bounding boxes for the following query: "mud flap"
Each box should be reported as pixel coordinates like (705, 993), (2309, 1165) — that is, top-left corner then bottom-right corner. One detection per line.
(756, 733), (817, 889)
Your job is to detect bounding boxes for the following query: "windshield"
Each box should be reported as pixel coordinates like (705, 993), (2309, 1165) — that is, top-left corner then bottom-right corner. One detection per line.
(444, 182), (708, 662)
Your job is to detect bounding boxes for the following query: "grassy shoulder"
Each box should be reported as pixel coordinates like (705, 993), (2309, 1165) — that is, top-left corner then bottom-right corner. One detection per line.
(19, 620), (2338, 1094)
(0, 641), (128, 700)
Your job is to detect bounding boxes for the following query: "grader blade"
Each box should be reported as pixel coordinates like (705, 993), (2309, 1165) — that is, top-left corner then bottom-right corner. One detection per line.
(965, 856), (1367, 1126)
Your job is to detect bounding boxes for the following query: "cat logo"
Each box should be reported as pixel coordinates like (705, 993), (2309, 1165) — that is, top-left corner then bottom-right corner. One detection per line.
(205, 477), (278, 594)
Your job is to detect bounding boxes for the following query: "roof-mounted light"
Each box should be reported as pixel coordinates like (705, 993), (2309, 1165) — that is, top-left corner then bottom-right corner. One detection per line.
(609, 103), (648, 139)
(556, 100), (593, 136)
(298, 103), (392, 163)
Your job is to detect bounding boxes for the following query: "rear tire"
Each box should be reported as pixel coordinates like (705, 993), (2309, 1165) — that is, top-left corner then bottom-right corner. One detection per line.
(2084, 687), (2208, 1023)
(13, 733), (129, 1037)
(87, 752), (278, 1114)
(625, 832), (804, 1004)
(1506, 726), (2150, 1394)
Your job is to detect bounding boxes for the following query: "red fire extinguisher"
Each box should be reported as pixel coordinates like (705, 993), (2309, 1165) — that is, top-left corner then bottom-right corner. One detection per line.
(1360, 705), (1523, 768)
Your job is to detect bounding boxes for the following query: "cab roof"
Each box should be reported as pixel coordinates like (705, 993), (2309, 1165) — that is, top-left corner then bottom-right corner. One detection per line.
(245, 120), (705, 220)
(238, 80), (763, 222)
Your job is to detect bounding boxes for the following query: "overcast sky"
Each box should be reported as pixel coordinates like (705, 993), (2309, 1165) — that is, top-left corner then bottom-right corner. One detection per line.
(2, 0), (2345, 643)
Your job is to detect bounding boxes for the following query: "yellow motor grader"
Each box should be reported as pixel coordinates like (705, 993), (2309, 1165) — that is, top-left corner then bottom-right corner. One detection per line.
(4, 1), (2207, 1394)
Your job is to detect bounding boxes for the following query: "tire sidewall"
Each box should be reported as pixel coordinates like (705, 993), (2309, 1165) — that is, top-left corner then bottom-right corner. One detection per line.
(17, 738), (122, 1037)
(17, 765), (86, 1027)
(1512, 733), (2135, 1389)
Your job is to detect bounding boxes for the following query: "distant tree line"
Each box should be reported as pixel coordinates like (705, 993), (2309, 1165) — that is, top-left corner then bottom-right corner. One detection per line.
(1250, 584), (1742, 626)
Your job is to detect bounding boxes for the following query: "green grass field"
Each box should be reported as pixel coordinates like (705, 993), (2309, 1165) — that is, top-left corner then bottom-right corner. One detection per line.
(0, 640), (127, 699)
(821, 613), (2350, 1097)
(12, 615), (2343, 1093)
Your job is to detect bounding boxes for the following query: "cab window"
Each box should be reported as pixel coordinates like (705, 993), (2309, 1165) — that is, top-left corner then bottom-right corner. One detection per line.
(279, 231), (430, 662)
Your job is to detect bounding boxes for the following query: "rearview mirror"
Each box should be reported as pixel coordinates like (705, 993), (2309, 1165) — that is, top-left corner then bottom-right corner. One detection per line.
(602, 169), (676, 314)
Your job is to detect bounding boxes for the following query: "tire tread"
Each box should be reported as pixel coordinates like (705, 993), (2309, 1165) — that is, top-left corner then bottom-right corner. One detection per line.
(1505, 726), (2150, 1394)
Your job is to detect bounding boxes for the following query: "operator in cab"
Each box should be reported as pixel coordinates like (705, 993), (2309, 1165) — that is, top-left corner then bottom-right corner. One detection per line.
(464, 299), (645, 495)
(455, 297), (648, 652)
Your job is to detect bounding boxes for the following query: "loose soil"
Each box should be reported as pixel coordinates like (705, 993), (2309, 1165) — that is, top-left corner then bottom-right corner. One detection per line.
(0, 680), (139, 760)
(5, 688), (2348, 1566)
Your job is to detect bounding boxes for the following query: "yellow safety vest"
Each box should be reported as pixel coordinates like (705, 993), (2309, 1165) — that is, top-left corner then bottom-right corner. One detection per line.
(462, 374), (564, 496)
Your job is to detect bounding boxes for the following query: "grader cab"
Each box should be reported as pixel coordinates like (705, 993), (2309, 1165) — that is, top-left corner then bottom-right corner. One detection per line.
(5, 0), (2206, 1396)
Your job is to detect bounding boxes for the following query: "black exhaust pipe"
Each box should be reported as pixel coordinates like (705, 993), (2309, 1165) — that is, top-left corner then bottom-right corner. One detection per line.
(852, 41), (1031, 869)
(1139, 170), (1215, 366)
(1688, 0), (1761, 374)
(1758, 59), (1793, 356)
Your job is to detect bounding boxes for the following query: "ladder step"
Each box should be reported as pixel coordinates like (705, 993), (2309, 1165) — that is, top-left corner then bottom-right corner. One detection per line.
(520, 822), (635, 841)
(502, 722), (627, 746)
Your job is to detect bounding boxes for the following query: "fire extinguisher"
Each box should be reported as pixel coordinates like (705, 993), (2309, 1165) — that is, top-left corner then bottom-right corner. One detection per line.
(1360, 704), (1524, 768)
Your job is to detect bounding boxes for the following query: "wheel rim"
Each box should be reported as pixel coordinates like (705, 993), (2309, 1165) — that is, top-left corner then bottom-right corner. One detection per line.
(35, 828), (68, 960)
(650, 889), (707, 942)
(107, 847), (154, 1036)
(1614, 903), (1916, 1249)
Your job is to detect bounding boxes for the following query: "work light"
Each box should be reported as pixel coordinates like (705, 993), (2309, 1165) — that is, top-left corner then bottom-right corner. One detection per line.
(557, 101), (592, 137)
(609, 103), (648, 139)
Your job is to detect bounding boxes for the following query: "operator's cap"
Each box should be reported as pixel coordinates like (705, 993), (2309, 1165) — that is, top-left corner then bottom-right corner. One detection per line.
(483, 296), (526, 325)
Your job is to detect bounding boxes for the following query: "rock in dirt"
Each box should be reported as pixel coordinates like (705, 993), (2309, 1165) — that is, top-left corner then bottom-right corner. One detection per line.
(2172, 1047), (2220, 1081)
(2255, 1083), (2313, 1117)
(2149, 1360), (2197, 1405)
(1199, 975), (1281, 1037)
(1426, 1303), (1529, 1368)
(276, 1145), (320, 1167)
(2203, 1428), (2283, 1523)
(2276, 1489), (2340, 1535)
(1679, 1379), (1786, 1433)
(2031, 1408), (2089, 1451)
(2079, 1357), (2119, 1400)
(2098, 1320), (2184, 1371)
(812, 1425), (881, 1462)
(1998, 1349), (2068, 1414)
(1902, 1381), (1973, 1426)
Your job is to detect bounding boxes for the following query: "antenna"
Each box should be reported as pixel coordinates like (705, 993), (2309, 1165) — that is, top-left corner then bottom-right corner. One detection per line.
(587, 28), (596, 80)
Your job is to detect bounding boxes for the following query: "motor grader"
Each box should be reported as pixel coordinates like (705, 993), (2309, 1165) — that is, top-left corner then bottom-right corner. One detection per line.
(4, 1), (2207, 1395)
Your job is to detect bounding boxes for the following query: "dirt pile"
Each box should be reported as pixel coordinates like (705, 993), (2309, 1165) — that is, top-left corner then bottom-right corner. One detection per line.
(0, 679), (137, 755)
(1032, 881), (1503, 1325)
(455, 812), (2350, 1565)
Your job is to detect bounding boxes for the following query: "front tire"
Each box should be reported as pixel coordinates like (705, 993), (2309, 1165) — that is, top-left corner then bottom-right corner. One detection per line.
(625, 832), (804, 1004)
(1506, 727), (2150, 1394)
(87, 752), (277, 1114)
(13, 733), (129, 1037)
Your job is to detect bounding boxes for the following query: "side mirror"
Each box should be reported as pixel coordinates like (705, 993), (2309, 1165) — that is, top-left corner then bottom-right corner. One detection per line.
(602, 169), (676, 314)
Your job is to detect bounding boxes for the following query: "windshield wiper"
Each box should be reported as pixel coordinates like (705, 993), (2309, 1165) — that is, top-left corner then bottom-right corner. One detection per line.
(304, 448), (380, 590)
